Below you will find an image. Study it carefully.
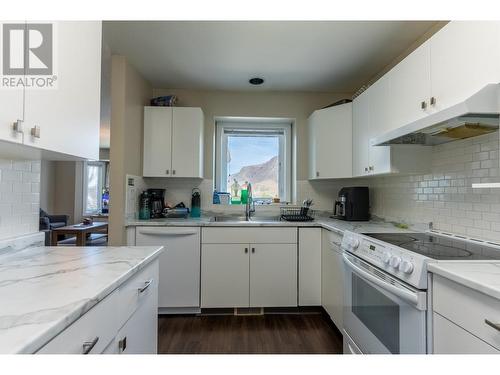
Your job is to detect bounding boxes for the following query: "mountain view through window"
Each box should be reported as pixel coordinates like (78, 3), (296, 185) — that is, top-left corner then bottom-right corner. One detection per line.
(226, 135), (279, 199)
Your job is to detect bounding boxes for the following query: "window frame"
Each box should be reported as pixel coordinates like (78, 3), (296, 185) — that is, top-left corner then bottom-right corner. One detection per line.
(82, 161), (106, 215)
(215, 120), (292, 202)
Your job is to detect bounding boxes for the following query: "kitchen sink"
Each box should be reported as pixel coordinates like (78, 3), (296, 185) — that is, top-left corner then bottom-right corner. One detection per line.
(210, 215), (282, 223)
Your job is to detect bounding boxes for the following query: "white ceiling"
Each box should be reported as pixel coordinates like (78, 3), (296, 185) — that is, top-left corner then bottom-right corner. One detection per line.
(103, 21), (439, 93)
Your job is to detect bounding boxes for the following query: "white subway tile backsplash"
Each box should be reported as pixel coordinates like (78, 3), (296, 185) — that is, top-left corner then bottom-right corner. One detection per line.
(0, 159), (41, 240)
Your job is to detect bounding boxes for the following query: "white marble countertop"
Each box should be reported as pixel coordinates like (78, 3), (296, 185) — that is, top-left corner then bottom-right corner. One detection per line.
(125, 216), (412, 235)
(0, 245), (163, 354)
(428, 261), (500, 300)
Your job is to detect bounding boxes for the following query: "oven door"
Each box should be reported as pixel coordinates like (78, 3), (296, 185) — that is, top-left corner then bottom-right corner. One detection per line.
(343, 252), (427, 354)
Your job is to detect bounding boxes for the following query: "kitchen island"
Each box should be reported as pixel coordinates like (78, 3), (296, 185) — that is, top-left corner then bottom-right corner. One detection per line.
(0, 243), (163, 354)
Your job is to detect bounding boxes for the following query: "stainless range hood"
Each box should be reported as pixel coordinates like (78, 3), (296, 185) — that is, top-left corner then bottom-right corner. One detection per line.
(370, 84), (500, 147)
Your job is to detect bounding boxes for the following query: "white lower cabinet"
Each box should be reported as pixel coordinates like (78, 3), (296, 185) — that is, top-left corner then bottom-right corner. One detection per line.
(37, 260), (159, 354)
(298, 228), (322, 306)
(321, 229), (344, 330)
(432, 274), (500, 354)
(201, 228), (298, 308)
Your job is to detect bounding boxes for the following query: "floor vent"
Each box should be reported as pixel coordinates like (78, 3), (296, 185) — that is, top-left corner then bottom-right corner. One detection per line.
(234, 307), (264, 316)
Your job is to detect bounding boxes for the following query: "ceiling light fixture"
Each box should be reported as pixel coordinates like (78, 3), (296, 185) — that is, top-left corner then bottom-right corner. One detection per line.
(249, 77), (264, 85)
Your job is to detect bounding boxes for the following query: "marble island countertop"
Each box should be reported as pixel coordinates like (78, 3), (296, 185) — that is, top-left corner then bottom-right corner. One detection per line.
(428, 261), (500, 300)
(125, 215), (416, 235)
(0, 245), (163, 354)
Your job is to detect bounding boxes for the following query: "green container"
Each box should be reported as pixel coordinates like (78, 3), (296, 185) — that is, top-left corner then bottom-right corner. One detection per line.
(240, 189), (248, 204)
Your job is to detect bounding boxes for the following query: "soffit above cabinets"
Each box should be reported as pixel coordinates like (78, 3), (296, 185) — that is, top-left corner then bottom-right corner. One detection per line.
(103, 21), (441, 92)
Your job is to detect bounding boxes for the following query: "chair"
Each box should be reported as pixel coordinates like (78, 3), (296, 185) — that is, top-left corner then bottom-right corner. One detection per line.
(39, 209), (69, 245)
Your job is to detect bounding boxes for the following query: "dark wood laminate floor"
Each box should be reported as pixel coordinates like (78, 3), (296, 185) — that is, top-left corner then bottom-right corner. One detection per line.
(158, 313), (343, 354)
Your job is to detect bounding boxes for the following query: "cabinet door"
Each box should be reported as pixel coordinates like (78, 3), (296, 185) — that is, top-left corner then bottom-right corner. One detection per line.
(321, 230), (344, 330)
(430, 21), (500, 112)
(143, 106), (173, 177)
(249, 244), (297, 307)
(369, 75), (391, 134)
(352, 92), (370, 176)
(389, 41), (432, 129)
(308, 111), (319, 179)
(0, 21), (24, 145)
(366, 77), (392, 175)
(116, 292), (158, 354)
(298, 228), (321, 306)
(171, 107), (204, 178)
(23, 21), (101, 159)
(135, 227), (200, 309)
(0, 91), (23, 144)
(201, 244), (250, 308)
(309, 104), (352, 179)
(433, 313), (498, 354)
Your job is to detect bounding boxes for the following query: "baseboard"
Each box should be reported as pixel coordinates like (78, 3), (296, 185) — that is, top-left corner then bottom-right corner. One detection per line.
(158, 307), (201, 315)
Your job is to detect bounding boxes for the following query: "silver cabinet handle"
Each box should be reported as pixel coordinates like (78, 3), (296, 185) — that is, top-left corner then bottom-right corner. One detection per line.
(485, 319), (500, 332)
(13, 119), (23, 133)
(30, 126), (40, 138)
(119, 336), (127, 352)
(82, 336), (99, 354)
(364, 167), (368, 172)
(316, 171), (319, 177)
(172, 170), (176, 175)
(165, 169), (170, 175)
(251, 247), (255, 253)
(369, 166), (374, 171)
(138, 279), (153, 293)
(421, 101), (427, 110)
(430, 97), (436, 106)
(244, 247), (248, 253)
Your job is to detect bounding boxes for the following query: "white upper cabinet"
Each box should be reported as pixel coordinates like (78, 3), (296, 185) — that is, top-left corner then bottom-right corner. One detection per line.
(389, 41), (432, 129)
(308, 102), (352, 179)
(143, 106), (204, 178)
(429, 21), (500, 112)
(23, 21), (102, 160)
(1, 21), (101, 160)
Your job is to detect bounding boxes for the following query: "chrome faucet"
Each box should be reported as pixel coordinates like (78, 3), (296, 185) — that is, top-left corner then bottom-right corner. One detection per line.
(245, 182), (255, 221)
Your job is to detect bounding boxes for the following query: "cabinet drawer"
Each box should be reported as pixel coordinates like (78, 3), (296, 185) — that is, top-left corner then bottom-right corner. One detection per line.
(433, 313), (499, 354)
(202, 227), (297, 244)
(433, 274), (500, 350)
(117, 260), (159, 328)
(37, 289), (120, 354)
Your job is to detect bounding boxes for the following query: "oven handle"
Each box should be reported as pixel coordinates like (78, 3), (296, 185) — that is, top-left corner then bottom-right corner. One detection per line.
(343, 253), (426, 310)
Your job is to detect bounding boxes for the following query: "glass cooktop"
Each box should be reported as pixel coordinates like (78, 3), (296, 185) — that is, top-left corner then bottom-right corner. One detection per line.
(363, 232), (500, 260)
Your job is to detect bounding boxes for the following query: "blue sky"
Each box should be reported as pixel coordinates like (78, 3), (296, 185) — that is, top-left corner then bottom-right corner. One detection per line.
(227, 136), (278, 175)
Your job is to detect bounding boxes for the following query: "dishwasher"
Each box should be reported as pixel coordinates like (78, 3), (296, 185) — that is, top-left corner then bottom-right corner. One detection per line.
(135, 227), (201, 313)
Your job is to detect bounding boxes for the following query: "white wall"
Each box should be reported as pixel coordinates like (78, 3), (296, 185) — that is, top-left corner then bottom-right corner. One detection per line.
(0, 159), (40, 240)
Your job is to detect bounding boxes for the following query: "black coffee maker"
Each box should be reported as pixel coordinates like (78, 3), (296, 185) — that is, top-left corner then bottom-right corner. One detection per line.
(332, 187), (370, 221)
(147, 188), (166, 218)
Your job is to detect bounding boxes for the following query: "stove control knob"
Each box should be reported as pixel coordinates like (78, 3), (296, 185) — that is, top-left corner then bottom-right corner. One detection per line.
(399, 260), (414, 274)
(389, 256), (401, 268)
(382, 252), (392, 264)
(350, 238), (360, 250)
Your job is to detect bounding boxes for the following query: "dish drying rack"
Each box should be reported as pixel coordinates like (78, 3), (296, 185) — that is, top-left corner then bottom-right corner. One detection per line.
(280, 205), (315, 222)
